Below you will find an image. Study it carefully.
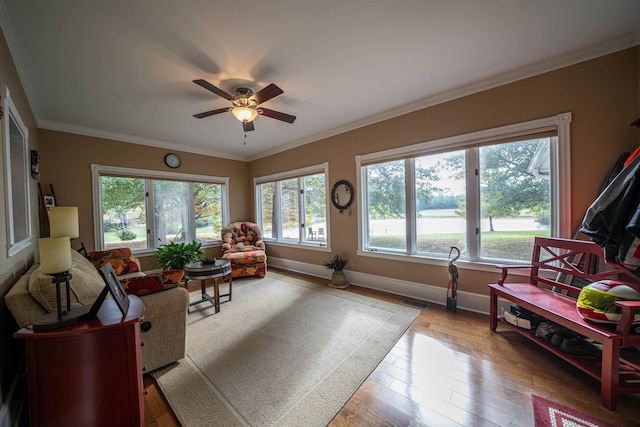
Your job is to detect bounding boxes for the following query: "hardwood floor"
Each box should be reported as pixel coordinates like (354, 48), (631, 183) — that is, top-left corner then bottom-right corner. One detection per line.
(143, 270), (640, 426)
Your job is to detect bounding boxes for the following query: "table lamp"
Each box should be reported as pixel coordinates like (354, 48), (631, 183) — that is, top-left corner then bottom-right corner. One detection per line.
(32, 237), (89, 331)
(49, 206), (79, 239)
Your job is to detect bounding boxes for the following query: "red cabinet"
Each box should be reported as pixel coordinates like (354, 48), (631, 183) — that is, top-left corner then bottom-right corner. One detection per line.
(15, 296), (145, 427)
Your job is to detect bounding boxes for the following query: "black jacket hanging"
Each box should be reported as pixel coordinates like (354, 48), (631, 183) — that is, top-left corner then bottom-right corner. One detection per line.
(580, 153), (640, 270)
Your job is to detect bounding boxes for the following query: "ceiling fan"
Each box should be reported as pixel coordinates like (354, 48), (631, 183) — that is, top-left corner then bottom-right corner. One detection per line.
(192, 79), (296, 132)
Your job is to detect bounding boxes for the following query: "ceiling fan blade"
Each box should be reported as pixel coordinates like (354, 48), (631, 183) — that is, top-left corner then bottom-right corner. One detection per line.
(193, 107), (229, 119)
(259, 108), (296, 123)
(251, 83), (283, 105)
(193, 79), (234, 101)
(243, 121), (255, 132)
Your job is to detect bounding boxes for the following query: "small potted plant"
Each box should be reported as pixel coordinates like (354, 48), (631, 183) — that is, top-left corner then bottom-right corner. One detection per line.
(322, 253), (349, 288)
(154, 240), (204, 270)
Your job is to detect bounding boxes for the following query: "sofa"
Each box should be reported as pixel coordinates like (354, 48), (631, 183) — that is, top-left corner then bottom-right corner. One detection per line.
(221, 222), (267, 278)
(5, 249), (189, 373)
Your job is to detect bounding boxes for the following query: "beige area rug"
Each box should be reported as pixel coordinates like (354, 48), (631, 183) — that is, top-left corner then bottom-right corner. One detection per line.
(153, 272), (419, 427)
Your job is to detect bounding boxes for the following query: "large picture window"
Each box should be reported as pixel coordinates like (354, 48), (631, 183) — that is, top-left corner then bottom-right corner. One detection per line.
(92, 165), (228, 251)
(255, 163), (329, 247)
(357, 113), (571, 264)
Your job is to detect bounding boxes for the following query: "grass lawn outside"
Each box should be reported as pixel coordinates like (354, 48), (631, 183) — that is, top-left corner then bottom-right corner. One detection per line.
(371, 230), (546, 261)
(102, 214), (546, 262)
(104, 224), (220, 250)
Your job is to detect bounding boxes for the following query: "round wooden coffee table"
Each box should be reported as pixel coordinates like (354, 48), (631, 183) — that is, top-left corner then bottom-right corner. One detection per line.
(183, 259), (232, 313)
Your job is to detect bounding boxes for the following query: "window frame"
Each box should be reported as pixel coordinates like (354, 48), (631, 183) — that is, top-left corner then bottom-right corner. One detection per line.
(2, 84), (32, 257)
(91, 164), (229, 252)
(254, 162), (331, 251)
(356, 113), (572, 269)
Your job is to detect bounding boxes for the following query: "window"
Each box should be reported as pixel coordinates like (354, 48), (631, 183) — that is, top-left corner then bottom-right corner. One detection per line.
(366, 160), (407, 251)
(358, 113), (571, 264)
(255, 163), (329, 246)
(415, 150), (467, 255)
(92, 165), (229, 251)
(2, 84), (32, 257)
(478, 139), (551, 260)
(281, 178), (300, 242)
(258, 181), (276, 239)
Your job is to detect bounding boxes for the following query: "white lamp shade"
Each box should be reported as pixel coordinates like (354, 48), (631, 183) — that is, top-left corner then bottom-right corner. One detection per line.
(39, 237), (72, 274)
(231, 107), (258, 122)
(50, 207), (79, 238)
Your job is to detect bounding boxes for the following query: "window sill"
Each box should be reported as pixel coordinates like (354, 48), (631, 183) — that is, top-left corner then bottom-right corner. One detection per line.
(8, 238), (31, 258)
(356, 248), (531, 276)
(264, 240), (332, 252)
(132, 240), (223, 257)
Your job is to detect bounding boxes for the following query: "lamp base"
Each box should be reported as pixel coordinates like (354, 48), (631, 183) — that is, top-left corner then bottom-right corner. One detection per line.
(32, 306), (91, 331)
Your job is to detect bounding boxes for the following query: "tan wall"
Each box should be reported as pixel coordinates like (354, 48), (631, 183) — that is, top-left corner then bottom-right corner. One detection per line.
(37, 130), (251, 268)
(250, 47), (640, 295)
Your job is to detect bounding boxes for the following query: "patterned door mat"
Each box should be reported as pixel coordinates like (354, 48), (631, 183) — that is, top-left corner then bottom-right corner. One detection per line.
(532, 395), (616, 427)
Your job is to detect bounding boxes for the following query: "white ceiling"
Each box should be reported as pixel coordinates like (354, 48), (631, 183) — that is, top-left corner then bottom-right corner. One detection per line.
(1, 1), (639, 161)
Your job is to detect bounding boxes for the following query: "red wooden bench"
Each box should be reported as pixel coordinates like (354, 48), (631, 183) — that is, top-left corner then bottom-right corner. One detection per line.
(489, 236), (640, 410)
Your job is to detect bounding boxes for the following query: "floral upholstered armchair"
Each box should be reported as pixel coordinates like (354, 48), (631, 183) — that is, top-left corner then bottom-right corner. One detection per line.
(221, 222), (267, 278)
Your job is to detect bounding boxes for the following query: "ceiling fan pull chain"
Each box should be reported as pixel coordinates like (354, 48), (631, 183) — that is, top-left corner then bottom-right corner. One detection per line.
(244, 133), (247, 146)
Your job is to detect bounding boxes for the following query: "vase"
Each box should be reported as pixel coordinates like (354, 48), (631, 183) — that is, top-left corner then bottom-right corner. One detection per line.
(329, 270), (349, 288)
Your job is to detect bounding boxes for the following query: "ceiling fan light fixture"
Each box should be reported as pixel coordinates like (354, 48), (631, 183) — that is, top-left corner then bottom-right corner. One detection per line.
(193, 80), (295, 130)
(231, 106), (259, 122)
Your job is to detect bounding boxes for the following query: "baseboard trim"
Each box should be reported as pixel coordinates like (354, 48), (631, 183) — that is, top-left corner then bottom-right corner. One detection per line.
(268, 256), (491, 315)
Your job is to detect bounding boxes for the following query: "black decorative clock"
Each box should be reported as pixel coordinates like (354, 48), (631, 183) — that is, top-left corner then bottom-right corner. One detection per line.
(164, 153), (181, 168)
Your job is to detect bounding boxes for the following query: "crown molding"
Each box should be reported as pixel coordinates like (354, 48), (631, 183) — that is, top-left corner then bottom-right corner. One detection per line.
(249, 32), (640, 161)
(38, 120), (249, 161)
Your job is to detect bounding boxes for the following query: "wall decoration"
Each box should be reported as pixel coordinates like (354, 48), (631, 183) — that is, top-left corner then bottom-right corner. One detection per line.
(164, 153), (181, 168)
(44, 195), (55, 211)
(31, 150), (40, 180)
(331, 180), (354, 214)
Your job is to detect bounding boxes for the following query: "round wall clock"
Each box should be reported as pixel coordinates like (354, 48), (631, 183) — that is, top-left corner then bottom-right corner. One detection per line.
(164, 153), (181, 168)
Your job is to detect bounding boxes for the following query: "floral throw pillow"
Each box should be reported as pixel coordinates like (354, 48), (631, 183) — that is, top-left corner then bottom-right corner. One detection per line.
(120, 270), (184, 296)
(87, 248), (141, 276)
